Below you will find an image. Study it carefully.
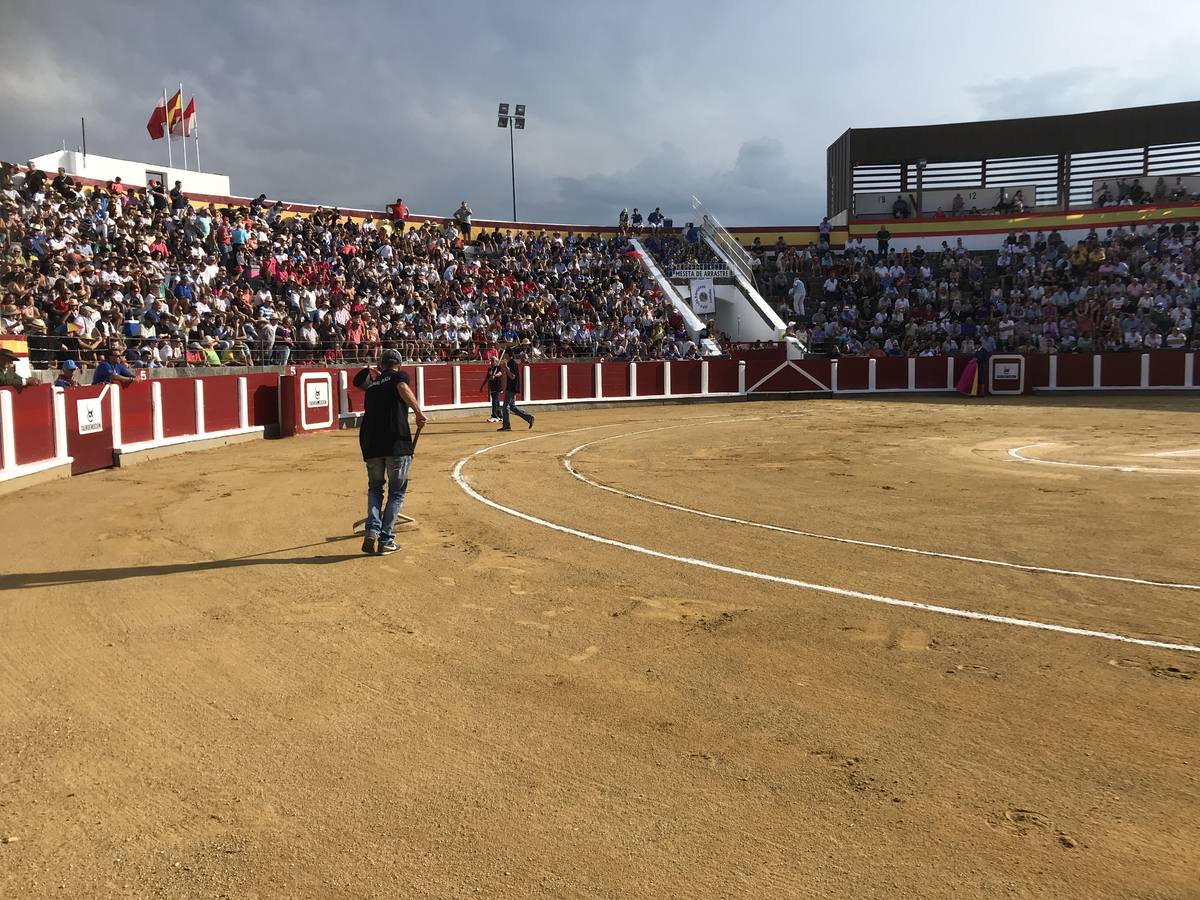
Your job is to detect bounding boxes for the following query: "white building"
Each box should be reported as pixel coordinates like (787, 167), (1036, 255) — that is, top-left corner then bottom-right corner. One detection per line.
(28, 150), (231, 196)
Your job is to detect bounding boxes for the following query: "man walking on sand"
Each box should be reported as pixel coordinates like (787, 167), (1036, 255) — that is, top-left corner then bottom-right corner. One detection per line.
(498, 348), (534, 432)
(481, 356), (504, 422)
(353, 348), (427, 554)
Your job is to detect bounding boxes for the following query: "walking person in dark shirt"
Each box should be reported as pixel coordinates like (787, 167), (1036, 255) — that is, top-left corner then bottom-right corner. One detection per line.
(352, 348), (427, 554)
(498, 350), (534, 432)
(480, 358), (503, 422)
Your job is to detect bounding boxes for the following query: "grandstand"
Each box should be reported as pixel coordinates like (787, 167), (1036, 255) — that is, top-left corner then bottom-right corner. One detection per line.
(3, 99), (1200, 900)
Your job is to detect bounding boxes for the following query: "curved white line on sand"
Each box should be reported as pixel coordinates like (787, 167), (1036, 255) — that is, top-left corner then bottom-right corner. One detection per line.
(452, 427), (1200, 655)
(561, 426), (1200, 593)
(1009, 442), (1200, 475)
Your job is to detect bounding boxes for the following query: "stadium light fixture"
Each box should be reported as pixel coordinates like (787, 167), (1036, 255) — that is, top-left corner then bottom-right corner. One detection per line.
(496, 101), (526, 220)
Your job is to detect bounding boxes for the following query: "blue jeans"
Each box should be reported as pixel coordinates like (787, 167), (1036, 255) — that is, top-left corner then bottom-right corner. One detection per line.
(489, 389), (501, 418)
(502, 389), (532, 429)
(365, 453), (412, 540)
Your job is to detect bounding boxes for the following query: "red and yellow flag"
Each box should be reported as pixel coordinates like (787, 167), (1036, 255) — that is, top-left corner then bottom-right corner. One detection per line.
(165, 89), (183, 134)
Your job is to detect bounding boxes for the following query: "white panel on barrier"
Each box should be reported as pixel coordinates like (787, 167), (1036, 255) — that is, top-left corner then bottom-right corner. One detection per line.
(989, 355), (1024, 395)
(77, 397), (104, 434)
(300, 373), (334, 431)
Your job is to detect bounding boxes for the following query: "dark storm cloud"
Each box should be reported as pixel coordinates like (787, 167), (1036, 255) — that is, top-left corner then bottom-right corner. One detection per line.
(3, 1), (1199, 224)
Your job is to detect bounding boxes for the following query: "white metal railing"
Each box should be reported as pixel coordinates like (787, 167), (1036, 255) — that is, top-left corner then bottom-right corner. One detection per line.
(692, 196), (757, 287)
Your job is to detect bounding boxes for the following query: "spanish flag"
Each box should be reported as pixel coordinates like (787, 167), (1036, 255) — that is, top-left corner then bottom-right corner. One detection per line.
(165, 89), (183, 136)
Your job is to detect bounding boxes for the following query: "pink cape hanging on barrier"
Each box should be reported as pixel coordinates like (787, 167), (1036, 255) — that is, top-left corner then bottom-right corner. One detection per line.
(956, 358), (981, 396)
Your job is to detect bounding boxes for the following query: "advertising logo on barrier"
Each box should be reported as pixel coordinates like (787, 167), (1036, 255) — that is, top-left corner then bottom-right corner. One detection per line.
(305, 380), (329, 409)
(994, 362), (1020, 379)
(77, 397), (104, 434)
(689, 277), (716, 315)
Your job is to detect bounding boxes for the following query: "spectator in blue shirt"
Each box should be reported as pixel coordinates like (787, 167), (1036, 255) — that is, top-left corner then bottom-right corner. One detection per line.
(54, 359), (79, 388)
(91, 347), (135, 386)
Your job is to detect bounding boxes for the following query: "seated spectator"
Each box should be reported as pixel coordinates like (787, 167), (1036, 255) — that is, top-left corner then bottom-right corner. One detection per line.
(647, 207), (665, 231)
(53, 358), (79, 387)
(892, 196), (910, 219)
(91, 346), (135, 386)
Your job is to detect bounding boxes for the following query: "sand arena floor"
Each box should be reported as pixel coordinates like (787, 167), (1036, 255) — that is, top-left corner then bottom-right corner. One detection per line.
(1, 394), (1198, 898)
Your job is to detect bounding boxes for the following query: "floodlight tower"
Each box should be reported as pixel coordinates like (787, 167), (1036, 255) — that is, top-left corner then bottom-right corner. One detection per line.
(496, 102), (526, 221)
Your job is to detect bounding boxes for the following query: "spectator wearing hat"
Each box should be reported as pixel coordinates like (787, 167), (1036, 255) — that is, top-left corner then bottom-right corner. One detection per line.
(0, 348), (29, 390)
(54, 358), (79, 387)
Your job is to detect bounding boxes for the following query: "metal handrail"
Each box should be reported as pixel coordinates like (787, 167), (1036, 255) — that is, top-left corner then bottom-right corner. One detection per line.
(692, 196), (756, 287)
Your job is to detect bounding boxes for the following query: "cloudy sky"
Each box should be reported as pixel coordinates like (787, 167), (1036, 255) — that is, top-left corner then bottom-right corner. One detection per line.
(3, 0), (1200, 225)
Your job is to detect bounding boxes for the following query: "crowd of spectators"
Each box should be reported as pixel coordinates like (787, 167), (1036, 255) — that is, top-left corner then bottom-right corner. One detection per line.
(5, 159), (1199, 374)
(745, 224), (1200, 357)
(0, 162), (705, 374)
(640, 226), (727, 277)
(1094, 176), (1199, 208)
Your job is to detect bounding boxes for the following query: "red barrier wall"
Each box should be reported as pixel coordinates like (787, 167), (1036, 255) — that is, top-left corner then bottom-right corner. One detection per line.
(602, 362), (631, 398)
(1024, 354), (1050, 390)
(638, 361), (665, 396)
(202, 376), (241, 432)
(914, 357), (950, 389)
(457, 364), (491, 405)
(671, 360), (702, 395)
(120, 382), (155, 445)
(1056, 354), (1093, 388)
(567, 363), (595, 399)
(159, 378), (198, 438)
(244, 374), (281, 426)
(875, 358), (908, 390)
(1149, 351), (1185, 387)
(837, 357), (870, 391)
(530, 364), (561, 401)
(422, 366), (454, 406)
(8, 386), (56, 466)
(1102, 353), (1141, 388)
(708, 359), (740, 393)
(65, 385), (115, 475)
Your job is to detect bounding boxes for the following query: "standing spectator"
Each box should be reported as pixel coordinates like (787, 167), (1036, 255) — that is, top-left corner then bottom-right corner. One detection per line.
(389, 197), (409, 225)
(818, 216), (831, 247)
(876, 225), (891, 256)
(453, 200), (473, 238)
(169, 180), (189, 219)
(790, 277), (807, 319)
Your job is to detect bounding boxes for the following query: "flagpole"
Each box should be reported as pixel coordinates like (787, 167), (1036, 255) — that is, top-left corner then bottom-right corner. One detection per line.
(164, 88), (173, 169)
(179, 82), (188, 172)
(193, 105), (201, 172)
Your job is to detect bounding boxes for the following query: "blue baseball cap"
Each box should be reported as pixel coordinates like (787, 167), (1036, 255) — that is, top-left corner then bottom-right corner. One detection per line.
(62, 359), (78, 370)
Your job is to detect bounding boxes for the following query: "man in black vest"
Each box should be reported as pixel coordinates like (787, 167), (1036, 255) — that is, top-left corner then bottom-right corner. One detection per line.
(498, 350), (534, 432)
(353, 348), (427, 554)
(480, 356), (503, 422)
